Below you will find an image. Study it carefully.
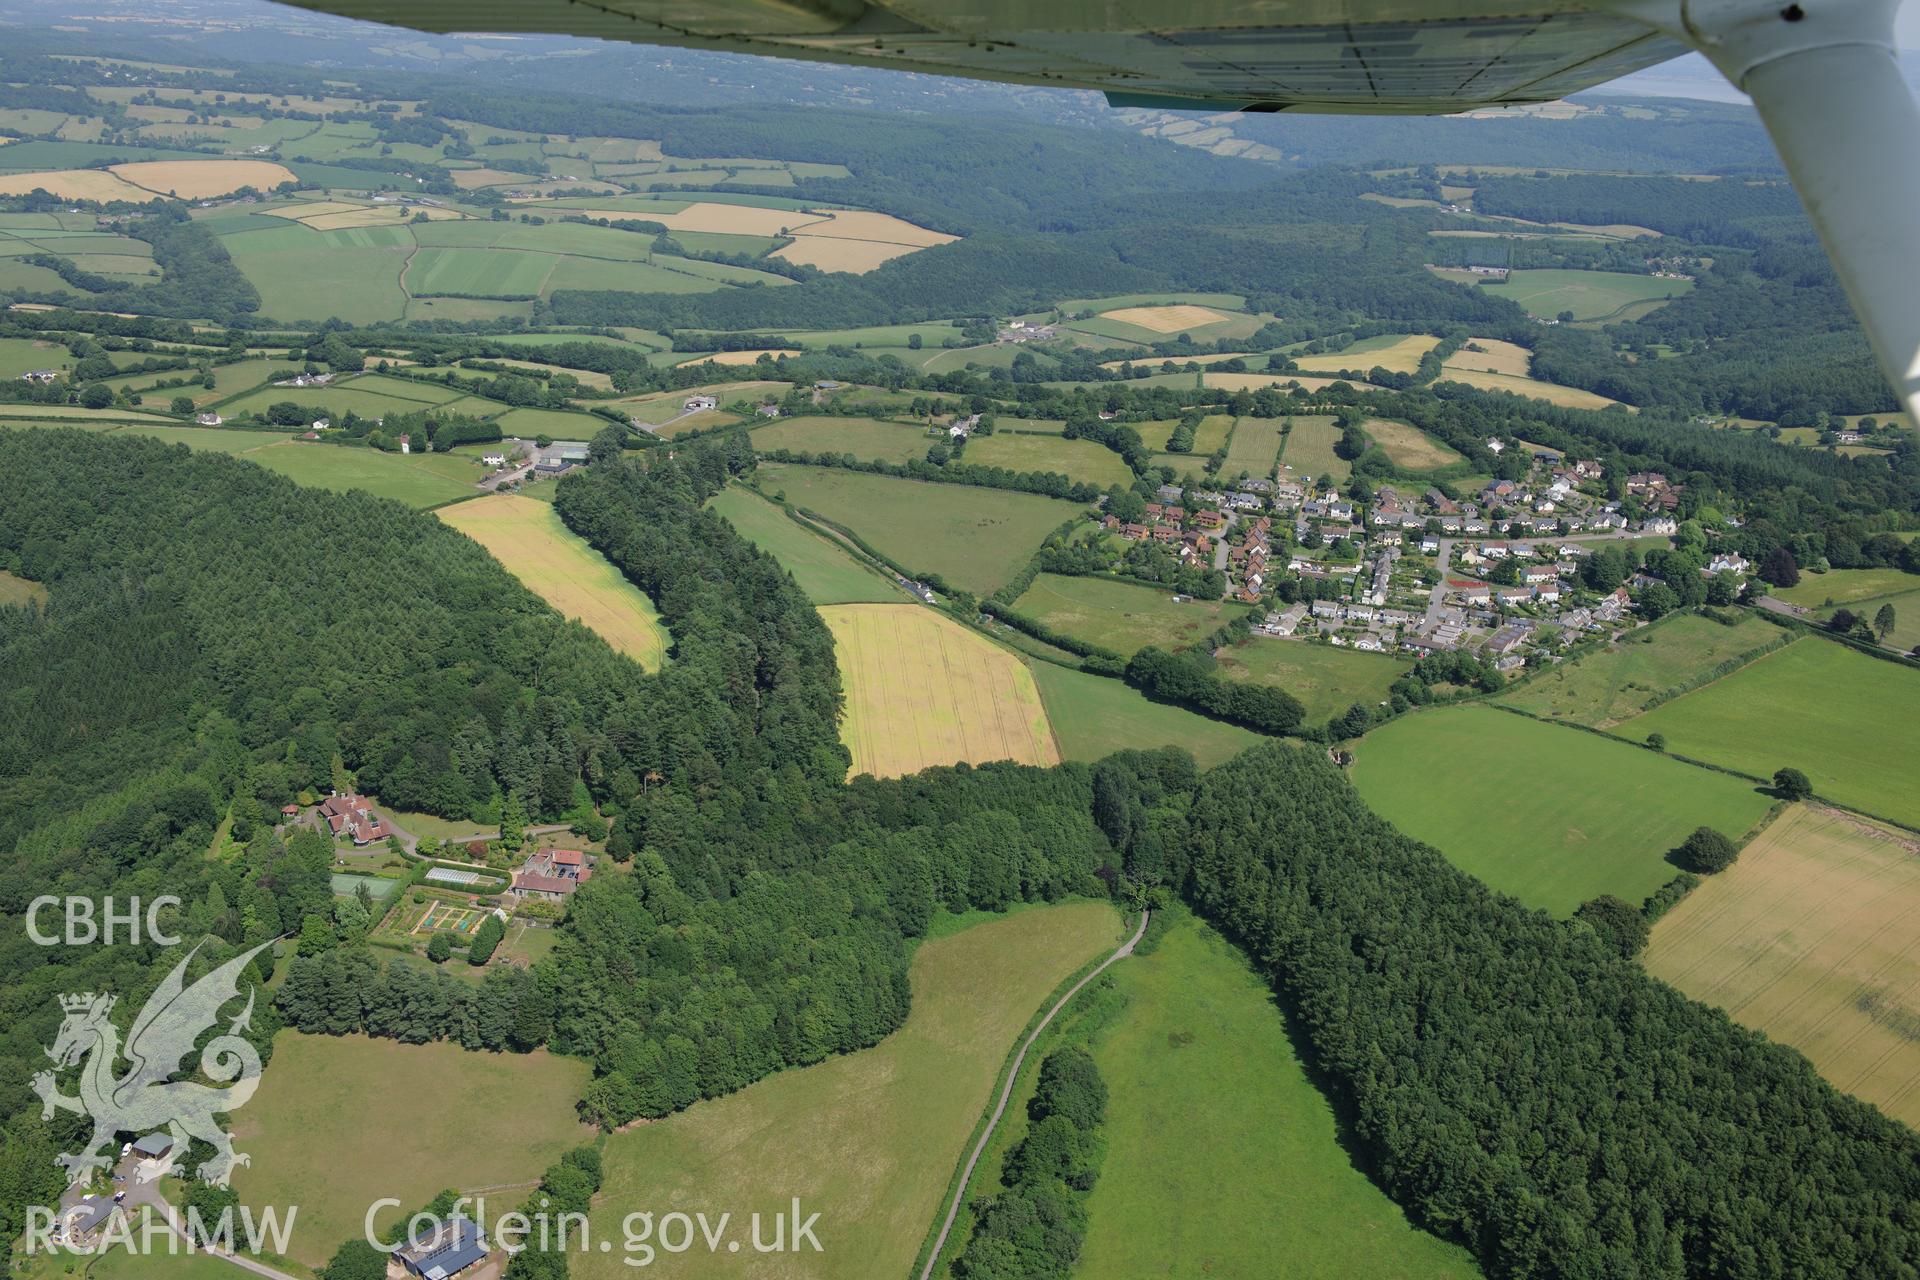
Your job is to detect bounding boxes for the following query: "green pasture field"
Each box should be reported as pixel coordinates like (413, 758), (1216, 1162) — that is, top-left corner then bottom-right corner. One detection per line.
(1068, 309), (1266, 347)
(1477, 269), (1692, 322)
(1615, 637), (1920, 828)
(1772, 566), (1920, 609)
(573, 902), (1123, 1280)
(492, 405), (610, 437)
(651, 255), (794, 287)
(1221, 416), (1283, 477)
(217, 383), (455, 423)
(750, 414), (931, 464)
(1078, 915), (1480, 1280)
(230, 1031), (591, 1268)
(708, 485), (909, 604)
(1279, 414), (1350, 482)
(1026, 659), (1264, 769)
(544, 255), (742, 294)
(1046, 291), (1248, 315)
(917, 343), (1051, 375)
(963, 431), (1134, 486)
(1013, 573), (1236, 656)
(0, 336), (72, 379)
(757, 463), (1088, 596)
(757, 320), (968, 348)
(1815, 589), (1920, 652)
(111, 424), (293, 454)
(220, 223), (409, 324)
(1213, 639), (1410, 728)
(664, 230), (781, 256)
(247, 440), (481, 508)
(1495, 611), (1782, 727)
(408, 245), (553, 297)
(406, 297), (535, 324)
(1354, 705), (1774, 916)
(0, 260), (81, 293)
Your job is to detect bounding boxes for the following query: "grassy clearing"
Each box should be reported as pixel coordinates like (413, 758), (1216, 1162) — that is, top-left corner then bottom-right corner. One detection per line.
(821, 603), (1058, 778)
(963, 432), (1134, 487)
(1222, 416), (1284, 477)
(1495, 612), (1781, 728)
(1354, 705), (1774, 917)
(0, 569), (46, 608)
(707, 485), (906, 604)
(750, 414), (931, 464)
(1026, 660), (1263, 769)
(1214, 639), (1410, 728)
(231, 1032), (591, 1268)
(1363, 418), (1463, 470)
(1012, 573), (1235, 656)
(1078, 916), (1480, 1280)
(1645, 805), (1920, 1127)
(1616, 638), (1920, 828)
(1478, 269), (1692, 322)
(1279, 414), (1350, 482)
(439, 494), (668, 670)
(575, 902), (1123, 1280)
(758, 464), (1085, 597)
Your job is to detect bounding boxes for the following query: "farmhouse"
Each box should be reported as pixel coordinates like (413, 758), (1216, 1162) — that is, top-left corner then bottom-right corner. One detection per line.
(512, 847), (594, 901)
(319, 792), (391, 845)
(195, 412), (223, 426)
(395, 1215), (490, 1280)
(683, 394), (718, 411)
(62, 1198), (118, 1247)
(20, 369), (58, 384)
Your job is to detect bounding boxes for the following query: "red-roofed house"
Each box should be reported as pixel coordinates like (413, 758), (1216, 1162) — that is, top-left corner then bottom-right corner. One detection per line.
(319, 793), (391, 845)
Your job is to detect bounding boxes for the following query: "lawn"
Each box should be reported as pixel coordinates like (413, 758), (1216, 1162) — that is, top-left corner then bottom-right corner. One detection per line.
(1278, 414), (1349, 482)
(758, 463), (1086, 597)
(1495, 612), (1784, 728)
(574, 901), (1123, 1280)
(1363, 418), (1464, 470)
(1616, 637), (1920, 828)
(1213, 639), (1410, 728)
(821, 603), (1059, 778)
(247, 440), (481, 508)
(1353, 705), (1775, 917)
(1026, 660), (1265, 769)
(750, 414), (932, 464)
(439, 493), (669, 670)
(1477, 269), (1693, 322)
(1645, 804), (1920, 1128)
(230, 1031), (592, 1268)
(1077, 915), (1481, 1280)
(706, 485), (907, 604)
(1221, 416), (1284, 478)
(964, 432), (1135, 487)
(1012, 573), (1235, 656)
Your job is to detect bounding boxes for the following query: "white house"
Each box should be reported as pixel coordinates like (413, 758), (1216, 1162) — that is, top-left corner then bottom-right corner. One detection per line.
(483, 452), (507, 468)
(311, 418), (331, 431)
(195, 412), (222, 426)
(683, 394), (718, 412)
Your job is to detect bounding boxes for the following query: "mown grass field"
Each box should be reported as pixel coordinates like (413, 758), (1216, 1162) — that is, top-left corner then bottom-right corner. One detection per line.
(575, 901), (1123, 1280)
(231, 1032), (592, 1268)
(1078, 916), (1481, 1280)
(750, 414), (932, 464)
(1278, 414), (1349, 482)
(1616, 637), (1920, 828)
(1363, 418), (1463, 470)
(1496, 612), (1781, 728)
(1354, 705), (1774, 916)
(822, 603), (1058, 777)
(0, 335), (71, 379)
(439, 493), (669, 670)
(1477, 268), (1692, 322)
(1645, 805), (1920, 1128)
(1221, 416), (1284, 477)
(1774, 567), (1920, 608)
(963, 431), (1134, 487)
(758, 464), (1085, 596)
(1025, 660), (1264, 769)
(1012, 573), (1235, 656)
(247, 441), (481, 507)
(707, 485), (906, 604)
(1213, 639), (1409, 728)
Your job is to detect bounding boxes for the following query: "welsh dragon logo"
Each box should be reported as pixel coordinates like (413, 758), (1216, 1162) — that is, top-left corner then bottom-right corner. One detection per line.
(32, 939), (273, 1187)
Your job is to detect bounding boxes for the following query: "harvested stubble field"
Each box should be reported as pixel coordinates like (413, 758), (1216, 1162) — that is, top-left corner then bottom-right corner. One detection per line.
(1446, 337), (1534, 376)
(1292, 333), (1441, 375)
(1101, 303), (1239, 333)
(1645, 805), (1920, 1127)
(821, 603), (1059, 778)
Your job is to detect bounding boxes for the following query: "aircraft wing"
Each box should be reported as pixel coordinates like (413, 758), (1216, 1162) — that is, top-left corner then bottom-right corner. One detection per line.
(280, 0), (1689, 114)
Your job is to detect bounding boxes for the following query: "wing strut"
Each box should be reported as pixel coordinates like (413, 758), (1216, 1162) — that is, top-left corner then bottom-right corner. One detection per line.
(1611, 0), (1920, 422)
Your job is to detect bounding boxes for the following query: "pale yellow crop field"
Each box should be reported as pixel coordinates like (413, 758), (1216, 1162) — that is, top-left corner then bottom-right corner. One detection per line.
(0, 169), (154, 202)
(677, 347), (801, 365)
(1293, 334), (1441, 375)
(1100, 351), (1262, 371)
(299, 205), (460, 230)
(1445, 337), (1534, 376)
(822, 603), (1059, 778)
(450, 167), (534, 189)
(1201, 372), (1379, 393)
(1434, 367), (1621, 410)
(773, 236), (923, 273)
(1646, 805), (1920, 1127)
(439, 493), (670, 671)
(261, 200), (366, 220)
(792, 209), (958, 246)
(110, 159), (296, 197)
(1103, 304), (1237, 333)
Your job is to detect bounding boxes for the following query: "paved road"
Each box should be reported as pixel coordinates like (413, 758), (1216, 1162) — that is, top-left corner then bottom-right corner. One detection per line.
(916, 910), (1150, 1280)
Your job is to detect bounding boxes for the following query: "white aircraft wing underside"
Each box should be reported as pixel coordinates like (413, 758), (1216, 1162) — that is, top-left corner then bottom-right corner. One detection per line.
(280, 0), (1690, 113)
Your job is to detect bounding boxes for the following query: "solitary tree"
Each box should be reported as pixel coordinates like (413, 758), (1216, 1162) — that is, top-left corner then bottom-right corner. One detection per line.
(1645, 732), (1667, 752)
(1774, 767), (1814, 801)
(1675, 826), (1739, 874)
(170, 395), (195, 415)
(1875, 603), (1897, 641)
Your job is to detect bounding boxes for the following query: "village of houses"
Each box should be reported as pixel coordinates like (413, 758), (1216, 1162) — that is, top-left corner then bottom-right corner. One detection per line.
(1101, 437), (1747, 672)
